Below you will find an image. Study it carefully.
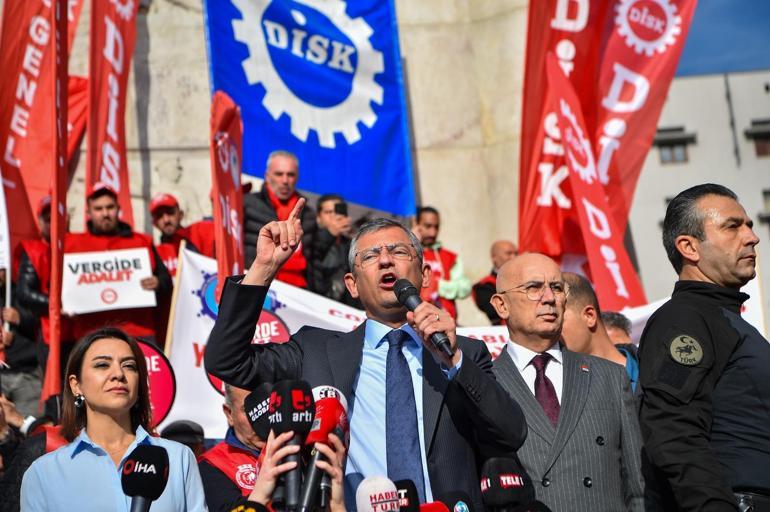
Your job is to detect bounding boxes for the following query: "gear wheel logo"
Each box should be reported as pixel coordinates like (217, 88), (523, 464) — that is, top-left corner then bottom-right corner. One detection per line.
(231, 0), (385, 148)
(615, 0), (682, 56)
(558, 99), (598, 184)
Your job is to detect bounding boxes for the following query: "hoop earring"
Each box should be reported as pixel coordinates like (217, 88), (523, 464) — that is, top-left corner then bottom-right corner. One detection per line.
(74, 393), (85, 408)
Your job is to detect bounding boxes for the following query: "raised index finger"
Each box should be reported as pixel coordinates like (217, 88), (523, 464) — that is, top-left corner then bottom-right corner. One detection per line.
(288, 197), (306, 222)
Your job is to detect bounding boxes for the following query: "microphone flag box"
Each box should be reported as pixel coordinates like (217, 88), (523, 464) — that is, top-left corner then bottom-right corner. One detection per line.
(62, 248), (156, 314)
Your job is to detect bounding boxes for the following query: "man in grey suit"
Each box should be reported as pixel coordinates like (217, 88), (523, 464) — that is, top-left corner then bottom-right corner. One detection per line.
(489, 253), (644, 511)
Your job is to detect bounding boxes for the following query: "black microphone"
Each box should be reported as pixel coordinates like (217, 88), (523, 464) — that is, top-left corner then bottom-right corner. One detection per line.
(244, 382), (274, 439)
(269, 380), (316, 511)
(394, 479), (420, 512)
(121, 445), (170, 512)
(480, 457), (550, 512)
(394, 279), (454, 357)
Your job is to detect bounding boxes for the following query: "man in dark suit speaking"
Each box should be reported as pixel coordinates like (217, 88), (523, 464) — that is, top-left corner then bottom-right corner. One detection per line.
(205, 199), (526, 509)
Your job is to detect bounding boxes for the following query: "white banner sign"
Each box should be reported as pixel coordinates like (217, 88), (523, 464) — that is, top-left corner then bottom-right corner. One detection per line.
(62, 248), (156, 314)
(160, 248), (767, 439)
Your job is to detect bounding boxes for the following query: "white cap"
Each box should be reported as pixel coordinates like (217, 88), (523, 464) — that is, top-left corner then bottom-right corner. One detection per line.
(355, 476), (400, 512)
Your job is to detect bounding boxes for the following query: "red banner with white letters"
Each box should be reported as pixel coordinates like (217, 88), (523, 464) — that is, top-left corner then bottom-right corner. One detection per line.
(519, 0), (696, 295)
(0, 0), (83, 258)
(594, 0), (697, 232)
(85, 0), (138, 226)
(209, 91), (244, 300)
(547, 54), (645, 309)
(42, 0), (70, 403)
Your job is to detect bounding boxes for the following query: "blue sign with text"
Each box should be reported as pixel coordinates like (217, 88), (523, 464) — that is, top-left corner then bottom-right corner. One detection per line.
(204, 0), (415, 215)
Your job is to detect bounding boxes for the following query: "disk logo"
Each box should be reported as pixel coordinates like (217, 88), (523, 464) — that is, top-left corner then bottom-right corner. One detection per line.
(235, 463), (257, 490)
(615, 0), (682, 56)
(231, 0), (385, 148)
(194, 271), (219, 320)
(454, 501), (470, 512)
(558, 98), (598, 184)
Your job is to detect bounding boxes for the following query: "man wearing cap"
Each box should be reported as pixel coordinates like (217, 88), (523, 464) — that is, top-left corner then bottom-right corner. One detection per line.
(199, 384), (265, 512)
(242, 150), (316, 287)
(16, 196), (76, 369)
(64, 183), (171, 343)
(150, 193), (215, 276)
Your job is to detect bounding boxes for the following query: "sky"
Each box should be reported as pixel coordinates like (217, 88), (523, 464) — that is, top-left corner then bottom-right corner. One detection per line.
(677, 0), (770, 76)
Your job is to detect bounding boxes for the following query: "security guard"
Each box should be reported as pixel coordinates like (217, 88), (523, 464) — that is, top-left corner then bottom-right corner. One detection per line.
(639, 184), (770, 511)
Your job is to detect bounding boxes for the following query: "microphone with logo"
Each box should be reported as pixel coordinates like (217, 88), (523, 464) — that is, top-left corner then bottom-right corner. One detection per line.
(437, 491), (476, 512)
(356, 476), (401, 512)
(393, 279), (454, 358)
(244, 382), (275, 440)
(394, 479), (419, 512)
(298, 385), (349, 512)
(268, 380), (316, 511)
(480, 458), (550, 512)
(121, 445), (170, 512)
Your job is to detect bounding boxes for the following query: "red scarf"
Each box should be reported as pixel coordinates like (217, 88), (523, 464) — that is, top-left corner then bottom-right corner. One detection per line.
(265, 186), (307, 288)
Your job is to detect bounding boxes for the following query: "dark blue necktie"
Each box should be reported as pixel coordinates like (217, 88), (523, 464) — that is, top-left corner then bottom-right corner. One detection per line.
(385, 329), (426, 502)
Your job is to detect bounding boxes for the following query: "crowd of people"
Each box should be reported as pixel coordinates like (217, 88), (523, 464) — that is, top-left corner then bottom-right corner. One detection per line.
(0, 150), (766, 512)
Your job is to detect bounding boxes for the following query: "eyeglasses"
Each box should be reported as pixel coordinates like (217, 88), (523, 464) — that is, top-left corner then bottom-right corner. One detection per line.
(355, 243), (415, 268)
(499, 280), (569, 301)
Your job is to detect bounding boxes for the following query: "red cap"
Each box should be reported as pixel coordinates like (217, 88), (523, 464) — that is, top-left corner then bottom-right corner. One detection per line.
(87, 181), (118, 200)
(149, 193), (179, 214)
(37, 195), (52, 216)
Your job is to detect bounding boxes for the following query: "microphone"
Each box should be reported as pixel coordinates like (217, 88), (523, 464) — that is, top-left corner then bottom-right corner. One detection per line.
(121, 445), (170, 512)
(480, 458), (550, 512)
(393, 279), (454, 357)
(269, 380), (316, 511)
(437, 491), (476, 512)
(420, 503), (450, 512)
(244, 382), (275, 439)
(394, 479), (419, 512)
(298, 386), (349, 512)
(356, 476), (400, 512)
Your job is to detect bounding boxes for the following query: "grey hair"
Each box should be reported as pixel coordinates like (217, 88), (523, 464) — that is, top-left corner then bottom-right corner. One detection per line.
(662, 183), (738, 273)
(223, 383), (236, 407)
(348, 218), (423, 272)
(265, 150), (299, 170)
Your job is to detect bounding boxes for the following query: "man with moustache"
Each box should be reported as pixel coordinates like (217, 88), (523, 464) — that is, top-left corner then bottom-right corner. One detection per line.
(638, 184), (770, 511)
(490, 253), (643, 511)
(205, 200), (526, 510)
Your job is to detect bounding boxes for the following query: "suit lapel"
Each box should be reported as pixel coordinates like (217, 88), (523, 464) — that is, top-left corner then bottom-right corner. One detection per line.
(544, 349), (590, 473)
(422, 350), (449, 453)
(495, 350), (556, 443)
(326, 322), (366, 401)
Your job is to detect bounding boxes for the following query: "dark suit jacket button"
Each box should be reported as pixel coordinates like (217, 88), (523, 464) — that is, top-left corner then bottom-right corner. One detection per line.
(541, 477), (550, 487)
(583, 477), (592, 488)
(595, 436), (604, 445)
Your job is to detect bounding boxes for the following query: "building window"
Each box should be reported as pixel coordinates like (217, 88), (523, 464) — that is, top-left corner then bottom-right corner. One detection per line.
(653, 126), (696, 165)
(744, 119), (770, 158)
(759, 190), (770, 227)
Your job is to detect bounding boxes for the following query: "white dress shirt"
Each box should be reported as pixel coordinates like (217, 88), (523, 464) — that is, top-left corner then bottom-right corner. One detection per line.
(506, 340), (564, 403)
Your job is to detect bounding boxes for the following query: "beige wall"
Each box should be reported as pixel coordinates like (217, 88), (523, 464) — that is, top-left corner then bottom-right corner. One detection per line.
(56, 0), (529, 325)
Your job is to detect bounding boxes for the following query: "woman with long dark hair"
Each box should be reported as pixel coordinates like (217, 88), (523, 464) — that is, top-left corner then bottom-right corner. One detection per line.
(20, 327), (205, 511)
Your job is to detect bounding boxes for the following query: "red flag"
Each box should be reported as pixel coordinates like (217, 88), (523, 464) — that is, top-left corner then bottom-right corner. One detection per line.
(518, 0), (612, 259)
(593, 0), (697, 231)
(85, 0), (138, 226)
(41, 0), (69, 403)
(209, 91), (245, 300)
(547, 54), (645, 309)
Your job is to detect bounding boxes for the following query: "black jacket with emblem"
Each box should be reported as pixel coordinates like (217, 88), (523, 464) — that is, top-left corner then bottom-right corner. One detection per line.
(638, 280), (770, 512)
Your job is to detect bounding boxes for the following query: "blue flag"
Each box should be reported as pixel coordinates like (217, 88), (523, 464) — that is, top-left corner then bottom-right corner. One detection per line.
(203, 0), (415, 215)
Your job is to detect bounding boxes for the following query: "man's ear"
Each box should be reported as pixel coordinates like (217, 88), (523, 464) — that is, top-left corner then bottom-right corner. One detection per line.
(222, 404), (235, 428)
(420, 263), (431, 289)
(675, 235), (700, 266)
(490, 293), (510, 320)
(343, 271), (359, 299)
(583, 305), (598, 330)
